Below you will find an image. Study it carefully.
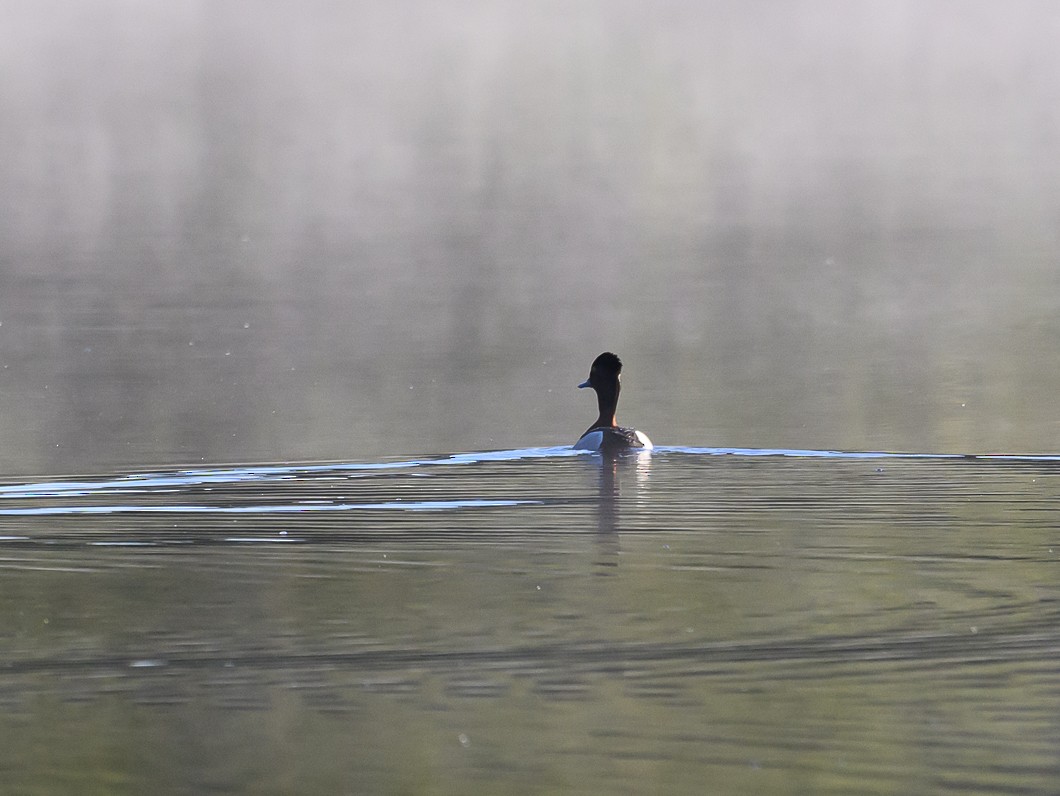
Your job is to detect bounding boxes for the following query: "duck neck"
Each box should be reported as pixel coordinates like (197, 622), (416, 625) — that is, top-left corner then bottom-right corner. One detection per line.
(590, 381), (620, 431)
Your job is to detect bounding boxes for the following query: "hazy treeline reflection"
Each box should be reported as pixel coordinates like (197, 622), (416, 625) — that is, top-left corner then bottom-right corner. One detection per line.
(1, 1), (1058, 472)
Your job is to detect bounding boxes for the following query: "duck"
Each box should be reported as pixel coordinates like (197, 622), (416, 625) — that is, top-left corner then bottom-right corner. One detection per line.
(573, 352), (653, 451)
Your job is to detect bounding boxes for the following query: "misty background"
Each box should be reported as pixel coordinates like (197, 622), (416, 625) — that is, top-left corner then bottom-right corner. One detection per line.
(1, 0), (1058, 474)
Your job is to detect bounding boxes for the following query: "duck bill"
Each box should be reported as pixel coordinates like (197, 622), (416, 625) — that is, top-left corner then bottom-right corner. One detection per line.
(577, 380), (591, 389)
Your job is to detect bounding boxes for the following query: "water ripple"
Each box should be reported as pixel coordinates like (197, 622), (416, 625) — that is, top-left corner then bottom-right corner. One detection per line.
(0, 498), (537, 517)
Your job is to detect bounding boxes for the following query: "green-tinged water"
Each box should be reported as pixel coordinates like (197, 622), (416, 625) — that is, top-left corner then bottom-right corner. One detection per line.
(1, 449), (1058, 794)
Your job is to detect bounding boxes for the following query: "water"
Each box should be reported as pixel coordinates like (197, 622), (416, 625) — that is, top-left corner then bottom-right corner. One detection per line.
(1, 448), (1058, 793)
(3, 0), (1060, 792)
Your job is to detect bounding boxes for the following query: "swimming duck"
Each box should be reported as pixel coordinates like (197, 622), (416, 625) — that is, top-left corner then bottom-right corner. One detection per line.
(574, 352), (653, 451)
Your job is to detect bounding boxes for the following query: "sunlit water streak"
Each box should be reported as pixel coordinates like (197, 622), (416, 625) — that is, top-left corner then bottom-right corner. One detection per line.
(1, 446), (1057, 514)
(0, 446), (581, 500)
(0, 498), (537, 516)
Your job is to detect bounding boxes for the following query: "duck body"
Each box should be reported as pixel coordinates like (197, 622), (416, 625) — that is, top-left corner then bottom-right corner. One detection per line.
(573, 426), (653, 452)
(574, 352), (653, 451)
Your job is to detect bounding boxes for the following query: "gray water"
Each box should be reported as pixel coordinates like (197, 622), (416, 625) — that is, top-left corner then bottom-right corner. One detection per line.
(2, 1), (1060, 793)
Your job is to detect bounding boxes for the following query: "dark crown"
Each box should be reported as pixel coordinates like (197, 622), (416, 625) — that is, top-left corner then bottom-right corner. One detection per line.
(591, 352), (622, 372)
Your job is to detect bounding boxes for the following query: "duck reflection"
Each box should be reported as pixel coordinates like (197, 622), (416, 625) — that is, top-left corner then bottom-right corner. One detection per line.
(588, 447), (652, 569)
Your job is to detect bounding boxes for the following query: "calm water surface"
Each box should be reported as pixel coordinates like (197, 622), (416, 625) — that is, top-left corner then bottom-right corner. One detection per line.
(1, 447), (1058, 794)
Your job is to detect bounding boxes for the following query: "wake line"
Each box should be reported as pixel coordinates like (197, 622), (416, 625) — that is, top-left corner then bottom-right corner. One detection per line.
(0, 499), (536, 517)
(1, 446), (1055, 501)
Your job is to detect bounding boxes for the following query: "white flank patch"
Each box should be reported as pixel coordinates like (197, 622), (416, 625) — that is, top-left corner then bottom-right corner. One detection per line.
(573, 430), (604, 451)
